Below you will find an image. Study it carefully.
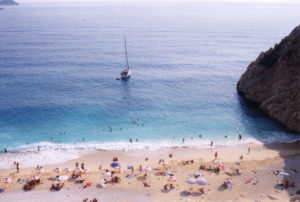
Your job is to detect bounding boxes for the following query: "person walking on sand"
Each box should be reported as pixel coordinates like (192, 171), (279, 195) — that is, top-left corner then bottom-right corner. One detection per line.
(81, 163), (85, 170)
(247, 147), (250, 154)
(215, 151), (218, 158)
(16, 162), (19, 173)
(210, 141), (213, 152)
(131, 166), (134, 174)
(75, 162), (79, 168)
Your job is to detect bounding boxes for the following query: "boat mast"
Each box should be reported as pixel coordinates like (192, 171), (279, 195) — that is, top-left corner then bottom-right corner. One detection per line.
(124, 36), (129, 69)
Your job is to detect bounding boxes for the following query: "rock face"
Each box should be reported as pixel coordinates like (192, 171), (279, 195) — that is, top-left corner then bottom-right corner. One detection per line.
(237, 25), (300, 133)
(0, 0), (18, 5)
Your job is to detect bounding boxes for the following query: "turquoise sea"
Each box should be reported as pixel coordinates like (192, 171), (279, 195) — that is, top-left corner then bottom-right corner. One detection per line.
(0, 1), (299, 168)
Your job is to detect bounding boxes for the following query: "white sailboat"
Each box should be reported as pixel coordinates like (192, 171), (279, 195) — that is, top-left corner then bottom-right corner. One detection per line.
(120, 36), (131, 79)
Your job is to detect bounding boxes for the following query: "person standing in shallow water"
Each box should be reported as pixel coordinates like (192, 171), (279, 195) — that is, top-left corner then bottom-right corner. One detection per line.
(238, 134), (242, 140)
(4, 148), (7, 153)
(182, 138), (185, 143)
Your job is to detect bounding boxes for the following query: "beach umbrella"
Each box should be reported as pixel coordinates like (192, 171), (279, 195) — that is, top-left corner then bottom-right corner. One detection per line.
(196, 178), (207, 185)
(115, 166), (122, 173)
(63, 168), (70, 173)
(186, 178), (196, 184)
(53, 167), (61, 173)
(82, 169), (88, 174)
(279, 171), (289, 176)
(57, 175), (68, 181)
(36, 168), (44, 174)
(111, 162), (119, 167)
(74, 167), (81, 174)
(102, 172), (111, 180)
(167, 176), (176, 182)
(215, 161), (225, 169)
(3, 177), (11, 184)
(32, 176), (39, 180)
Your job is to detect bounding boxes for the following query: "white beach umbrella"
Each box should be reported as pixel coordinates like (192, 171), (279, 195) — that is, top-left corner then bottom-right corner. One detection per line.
(279, 171), (289, 176)
(36, 168), (45, 174)
(196, 178), (207, 185)
(102, 172), (111, 180)
(186, 178), (196, 184)
(143, 167), (152, 173)
(57, 175), (68, 181)
(63, 168), (70, 173)
(53, 167), (61, 173)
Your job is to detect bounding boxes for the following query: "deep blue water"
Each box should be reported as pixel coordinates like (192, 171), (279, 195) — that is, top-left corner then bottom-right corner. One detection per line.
(1, 2), (300, 154)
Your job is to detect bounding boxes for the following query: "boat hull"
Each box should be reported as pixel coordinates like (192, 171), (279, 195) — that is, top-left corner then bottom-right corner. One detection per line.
(120, 68), (131, 79)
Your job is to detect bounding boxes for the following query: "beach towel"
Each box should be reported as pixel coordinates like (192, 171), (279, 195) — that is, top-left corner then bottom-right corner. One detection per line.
(17, 179), (24, 184)
(3, 177), (11, 183)
(225, 172), (233, 176)
(126, 174), (134, 179)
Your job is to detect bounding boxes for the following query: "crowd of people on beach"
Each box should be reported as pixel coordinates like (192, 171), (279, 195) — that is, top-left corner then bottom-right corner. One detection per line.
(1, 140), (299, 202)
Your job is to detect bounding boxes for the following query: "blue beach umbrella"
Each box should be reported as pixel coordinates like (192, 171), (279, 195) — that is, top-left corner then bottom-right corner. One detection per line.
(111, 162), (119, 167)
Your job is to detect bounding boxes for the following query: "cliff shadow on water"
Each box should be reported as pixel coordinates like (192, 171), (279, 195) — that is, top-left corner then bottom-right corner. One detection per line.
(238, 82), (300, 199)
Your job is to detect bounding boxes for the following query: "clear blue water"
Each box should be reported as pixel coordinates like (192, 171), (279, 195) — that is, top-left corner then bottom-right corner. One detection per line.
(0, 2), (300, 157)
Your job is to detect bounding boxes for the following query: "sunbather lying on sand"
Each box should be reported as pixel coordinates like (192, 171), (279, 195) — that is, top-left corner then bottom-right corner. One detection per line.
(23, 179), (41, 191)
(222, 179), (234, 189)
(163, 183), (175, 191)
(50, 183), (64, 191)
(143, 182), (150, 187)
(277, 179), (295, 188)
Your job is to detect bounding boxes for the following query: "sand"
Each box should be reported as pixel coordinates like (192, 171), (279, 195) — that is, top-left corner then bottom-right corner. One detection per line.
(0, 141), (299, 202)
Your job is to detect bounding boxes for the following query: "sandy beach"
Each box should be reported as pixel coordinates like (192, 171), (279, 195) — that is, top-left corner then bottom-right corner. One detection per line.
(0, 141), (299, 202)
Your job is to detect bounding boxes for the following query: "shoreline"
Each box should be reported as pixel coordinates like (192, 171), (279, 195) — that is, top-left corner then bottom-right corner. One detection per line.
(0, 141), (299, 201)
(1, 138), (299, 169)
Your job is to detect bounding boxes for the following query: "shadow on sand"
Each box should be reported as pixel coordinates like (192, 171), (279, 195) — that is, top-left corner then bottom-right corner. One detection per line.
(238, 94), (300, 199)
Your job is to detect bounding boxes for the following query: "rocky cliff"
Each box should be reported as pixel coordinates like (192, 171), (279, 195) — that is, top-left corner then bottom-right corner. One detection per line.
(0, 0), (18, 5)
(237, 25), (300, 133)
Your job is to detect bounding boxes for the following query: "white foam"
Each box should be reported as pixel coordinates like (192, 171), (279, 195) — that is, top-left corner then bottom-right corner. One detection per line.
(0, 136), (298, 169)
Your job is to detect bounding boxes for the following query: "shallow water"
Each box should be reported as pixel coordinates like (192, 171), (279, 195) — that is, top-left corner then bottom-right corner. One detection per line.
(0, 2), (299, 167)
